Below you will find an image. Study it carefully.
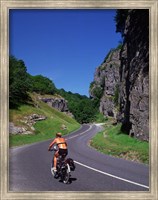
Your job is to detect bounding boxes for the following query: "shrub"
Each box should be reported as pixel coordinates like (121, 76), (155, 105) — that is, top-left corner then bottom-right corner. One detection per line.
(92, 86), (104, 100)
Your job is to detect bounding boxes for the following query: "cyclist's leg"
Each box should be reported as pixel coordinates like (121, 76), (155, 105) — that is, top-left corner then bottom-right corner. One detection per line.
(54, 151), (59, 169)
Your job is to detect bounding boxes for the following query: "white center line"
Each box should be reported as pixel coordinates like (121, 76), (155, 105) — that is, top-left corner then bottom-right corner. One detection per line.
(74, 160), (149, 189)
(67, 125), (92, 140)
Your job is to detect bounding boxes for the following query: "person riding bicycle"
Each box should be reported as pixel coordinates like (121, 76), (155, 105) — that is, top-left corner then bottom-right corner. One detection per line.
(48, 132), (68, 174)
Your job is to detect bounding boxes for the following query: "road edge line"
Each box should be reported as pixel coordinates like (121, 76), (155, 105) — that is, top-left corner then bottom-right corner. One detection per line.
(74, 160), (149, 189)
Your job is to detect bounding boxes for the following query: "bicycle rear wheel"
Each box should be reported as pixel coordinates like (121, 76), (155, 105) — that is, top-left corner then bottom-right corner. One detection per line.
(62, 163), (70, 184)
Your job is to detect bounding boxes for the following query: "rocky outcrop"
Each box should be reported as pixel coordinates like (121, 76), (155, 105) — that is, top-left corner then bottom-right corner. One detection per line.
(90, 9), (149, 141)
(39, 97), (74, 117)
(9, 114), (47, 135)
(90, 48), (121, 118)
(118, 10), (149, 141)
(9, 122), (32, 135)
(39, 97), (69, 112)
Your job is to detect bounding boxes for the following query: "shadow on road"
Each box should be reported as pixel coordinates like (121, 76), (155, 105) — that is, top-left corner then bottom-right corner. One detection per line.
(69, 177), (77, 183)
(58, 177), (77, 184)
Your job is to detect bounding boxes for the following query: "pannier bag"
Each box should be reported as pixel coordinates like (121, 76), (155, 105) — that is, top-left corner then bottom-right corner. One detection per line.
(67, 158), (76, 171)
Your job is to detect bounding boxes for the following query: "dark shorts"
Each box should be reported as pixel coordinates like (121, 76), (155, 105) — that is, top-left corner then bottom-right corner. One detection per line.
(58, 148), (68, 156)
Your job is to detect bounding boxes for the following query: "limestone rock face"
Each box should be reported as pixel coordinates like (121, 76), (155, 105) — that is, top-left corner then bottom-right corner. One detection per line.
(90, 9), (149, 141)
(118, 10), (149, 141)
(39, 97), (74, 117)
(9, 114), (47, 135)
(90, 49), (120, 118)
(40, 97), (69, 112)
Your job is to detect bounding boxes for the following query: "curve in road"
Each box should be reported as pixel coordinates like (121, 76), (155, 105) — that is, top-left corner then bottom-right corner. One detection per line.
(9, 124), (149, 191)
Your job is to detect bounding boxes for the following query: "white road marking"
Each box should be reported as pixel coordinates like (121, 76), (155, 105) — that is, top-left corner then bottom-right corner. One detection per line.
(95, 123), (106, 126)
(74, 160), (149, 189)
(67, 125), (92, 140)
(67, 124), (149, 189)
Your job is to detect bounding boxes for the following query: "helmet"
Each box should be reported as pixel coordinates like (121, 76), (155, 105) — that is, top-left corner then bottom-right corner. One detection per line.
(56, 132), (62, 137)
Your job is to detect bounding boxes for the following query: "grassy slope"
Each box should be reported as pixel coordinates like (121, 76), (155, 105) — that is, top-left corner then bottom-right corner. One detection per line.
(90, 119), (149, 164)
(9, 93), (80, 147)
(10, 94), (149, 164)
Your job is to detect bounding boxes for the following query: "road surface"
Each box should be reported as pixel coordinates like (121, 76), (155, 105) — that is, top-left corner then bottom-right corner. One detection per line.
(9, 124), (149, 191)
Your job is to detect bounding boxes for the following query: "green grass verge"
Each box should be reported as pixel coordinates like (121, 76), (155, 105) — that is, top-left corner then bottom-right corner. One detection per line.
(9, 118), (80, 147)
(90, 122), (149, 164)
(9, 93), (80, 147)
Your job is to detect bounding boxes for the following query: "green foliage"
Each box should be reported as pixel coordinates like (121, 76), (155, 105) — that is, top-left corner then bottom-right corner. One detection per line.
(57, 89), (98, 123)
(92, 86), (103, 100)
(73, 99), (97, 123)
(9, 56), (30, 108)
(91, 122), (149, 164)
(9, 93), (80, 147)
(114, 9), (129, 36)
(89, 81), (95, 89)
(116, 42), (123, 50)
(29, 74), (56, 95)
(9, 55), (103, 125)
(9, 56), (57, 108)
(95, 112), (108, 123)
(91, 98), (100, 108)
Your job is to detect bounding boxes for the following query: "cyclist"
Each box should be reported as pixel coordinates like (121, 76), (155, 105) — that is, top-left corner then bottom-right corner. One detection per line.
(48, 132), (68, 174)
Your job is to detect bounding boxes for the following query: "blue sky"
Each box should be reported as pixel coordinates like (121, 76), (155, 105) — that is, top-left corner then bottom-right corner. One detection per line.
(10, 9), (121, 97)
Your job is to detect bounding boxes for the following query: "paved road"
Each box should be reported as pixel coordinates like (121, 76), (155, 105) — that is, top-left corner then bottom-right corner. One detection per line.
(9, 124), (149, 191)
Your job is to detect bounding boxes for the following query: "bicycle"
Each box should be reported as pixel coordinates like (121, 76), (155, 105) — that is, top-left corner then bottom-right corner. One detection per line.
(49, 146), (75, 184)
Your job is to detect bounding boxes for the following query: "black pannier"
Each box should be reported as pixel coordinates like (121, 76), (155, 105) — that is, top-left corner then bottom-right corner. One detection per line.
(67, 158), (76, 171)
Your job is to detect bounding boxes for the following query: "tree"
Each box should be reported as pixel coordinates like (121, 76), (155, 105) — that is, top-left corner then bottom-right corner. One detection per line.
(92, 85), (103, 100)
(29, 75), (56, 95)
(72, 99), (96, 123)
(9, 56), (30, 108)
(9, 56), (57, 108)
(57, 88), (98, 123)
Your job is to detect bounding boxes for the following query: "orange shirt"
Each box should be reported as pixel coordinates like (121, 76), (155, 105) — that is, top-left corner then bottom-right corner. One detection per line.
(49, 137), (67, 149)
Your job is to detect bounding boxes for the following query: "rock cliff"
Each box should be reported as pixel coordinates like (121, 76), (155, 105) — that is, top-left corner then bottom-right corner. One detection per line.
(39, 96), (73, 117)
(90, 48), (121, 118)
(118, 9), (149, 141)
(90, 9), (149, 141)
(40, 97), (69, 112)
